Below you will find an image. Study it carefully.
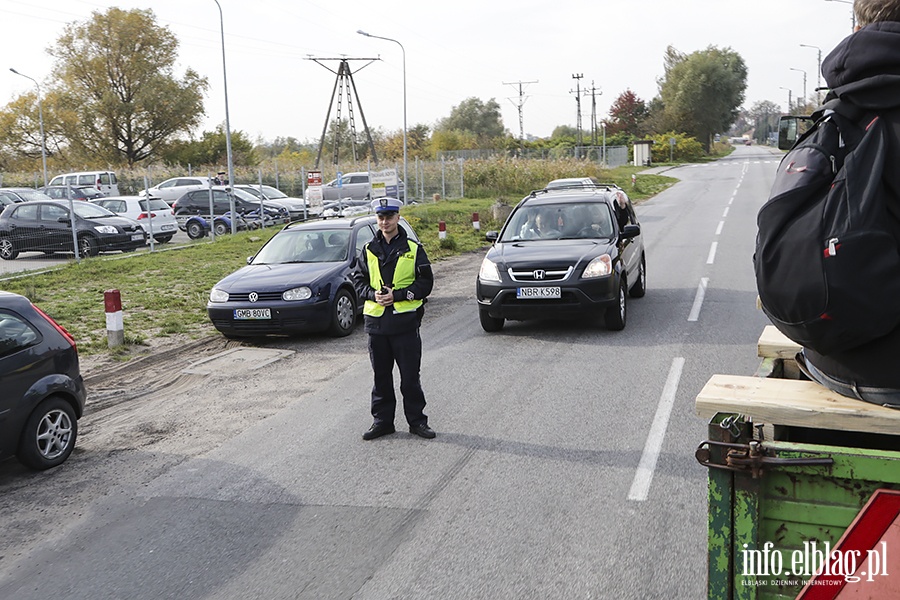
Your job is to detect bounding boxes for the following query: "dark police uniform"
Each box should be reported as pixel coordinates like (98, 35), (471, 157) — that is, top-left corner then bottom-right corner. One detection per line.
(353, 199), (434, 438)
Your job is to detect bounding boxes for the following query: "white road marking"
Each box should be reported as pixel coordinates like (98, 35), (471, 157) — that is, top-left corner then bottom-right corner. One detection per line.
(628, 357), (686, 502)
(715, 221), (724, 236)
(722, 206), (730, 218)
(706, 242), (718, 265)
(688, 277), (709, 322)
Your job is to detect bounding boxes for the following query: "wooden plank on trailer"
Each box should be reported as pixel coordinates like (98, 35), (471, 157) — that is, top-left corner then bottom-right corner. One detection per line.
(695, 374), (900, 436)
(757, 325), (801, 359)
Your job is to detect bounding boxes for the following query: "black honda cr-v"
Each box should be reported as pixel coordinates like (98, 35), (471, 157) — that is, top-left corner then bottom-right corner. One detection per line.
(476, 183), (646, 332)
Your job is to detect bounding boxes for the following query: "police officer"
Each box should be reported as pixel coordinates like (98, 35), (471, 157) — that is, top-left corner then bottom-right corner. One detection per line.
(353, 197), (435, 440)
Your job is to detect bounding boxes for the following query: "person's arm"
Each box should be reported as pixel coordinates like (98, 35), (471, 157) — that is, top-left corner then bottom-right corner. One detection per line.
(352, 244), (376, 302)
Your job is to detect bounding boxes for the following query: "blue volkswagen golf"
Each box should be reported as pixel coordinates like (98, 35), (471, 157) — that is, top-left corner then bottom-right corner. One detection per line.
(207, 215), (419, 338)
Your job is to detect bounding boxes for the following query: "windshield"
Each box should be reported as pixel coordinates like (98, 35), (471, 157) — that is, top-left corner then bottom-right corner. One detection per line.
(14, 189), (53, 201)
(73, 202), (116, 219)
(259, 186), (287, 199)
(139, 198), (172, 211)
(253, 229), (351, 264)
(499, 202), (615, 242)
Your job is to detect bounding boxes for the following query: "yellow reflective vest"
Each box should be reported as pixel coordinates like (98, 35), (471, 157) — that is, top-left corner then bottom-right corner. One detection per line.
(364, 240), (424, 317)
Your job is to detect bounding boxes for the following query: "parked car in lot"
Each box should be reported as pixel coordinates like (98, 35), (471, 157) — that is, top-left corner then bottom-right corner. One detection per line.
(0, 187), (53, 204)
(233, 184), (320, 220)
(321, 198), (372, 218)
(92, 196), (178, 243)
(476, 184), (646, 332)
(48, 170), (119, 196)
(207, 215), (419, 338)
(172, 187), (289, 231)
(0, 291), (86, 469)
(144, 176), (214, 205)
(40, 185), (105, 202)
(305, 171), (406, 203)
(0, 200), (147, 260)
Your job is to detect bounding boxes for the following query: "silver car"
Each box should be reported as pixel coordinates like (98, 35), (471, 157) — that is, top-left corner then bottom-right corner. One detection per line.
(144, 176), (214, 205)
(233, 184), (320, 220)
(92, 196), (179, 243)
(306, 171), (406, 203)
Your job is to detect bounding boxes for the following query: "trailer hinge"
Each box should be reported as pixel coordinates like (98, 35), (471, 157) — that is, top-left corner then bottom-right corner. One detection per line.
(695, 440), (834, 479)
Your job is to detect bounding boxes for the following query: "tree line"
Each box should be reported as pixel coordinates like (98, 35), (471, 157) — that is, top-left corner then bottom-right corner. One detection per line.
(0, 7), (751, 175)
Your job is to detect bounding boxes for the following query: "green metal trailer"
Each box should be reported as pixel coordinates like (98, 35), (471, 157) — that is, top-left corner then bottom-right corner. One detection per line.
(695, 328), (900, 599)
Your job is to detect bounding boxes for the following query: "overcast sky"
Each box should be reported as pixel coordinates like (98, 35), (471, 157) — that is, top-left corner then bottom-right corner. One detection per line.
(1, 0), (856, 145)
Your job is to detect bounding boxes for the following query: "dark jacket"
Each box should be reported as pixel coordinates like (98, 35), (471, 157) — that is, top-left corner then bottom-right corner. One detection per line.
(352, 227), (433, 335)
(806, 21), (900, 387)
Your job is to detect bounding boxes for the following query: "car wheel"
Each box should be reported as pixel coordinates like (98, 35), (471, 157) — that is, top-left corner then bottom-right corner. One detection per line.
(0, 236), (19, 260)
(186, 221), (206, 239)
(479, 308), (505, 332)
(605, 278), (627, 331)
(17, 396), (78, 470)
(78, 235), (98, 257)
(630, 253), (647, 298)
(154, 235), (173, 244)
(329, 289), (356, 337)
(213, 221), (229, 236)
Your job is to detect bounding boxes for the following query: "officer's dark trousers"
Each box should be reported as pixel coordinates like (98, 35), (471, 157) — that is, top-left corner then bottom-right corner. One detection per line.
(368, 328), (428, 427)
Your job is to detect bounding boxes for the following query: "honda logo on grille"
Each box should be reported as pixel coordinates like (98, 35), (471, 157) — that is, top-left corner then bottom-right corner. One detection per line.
(533, 270), (546, 280)
(249, 292), (259, 302)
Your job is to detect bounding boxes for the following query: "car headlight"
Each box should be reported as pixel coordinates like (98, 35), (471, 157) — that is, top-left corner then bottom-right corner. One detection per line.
(209, 288), (229, 303)
(283, 286), (312, 301)
(479, 257), (501, 282)
(582, 254), (612, 278)
(94, 225), (118, 234)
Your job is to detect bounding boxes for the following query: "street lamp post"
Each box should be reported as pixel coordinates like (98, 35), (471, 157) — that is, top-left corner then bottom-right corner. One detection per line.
(357, 30), (407, 204)
(825, 0), (856, 29)
(780, 87), (793, 114)
(212, 0), (236, 233)
(789, 67), (808, 111)
(800, 44), (823, 105)
(10, 68), (48, 186)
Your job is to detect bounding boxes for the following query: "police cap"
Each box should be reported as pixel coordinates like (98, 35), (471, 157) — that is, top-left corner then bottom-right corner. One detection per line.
(372, 197), (402, 214)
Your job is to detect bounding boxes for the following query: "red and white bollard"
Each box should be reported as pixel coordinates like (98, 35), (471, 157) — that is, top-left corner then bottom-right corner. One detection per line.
(438, 220), (447, 240)
(104, 289), (124, 348)
(472, 212), (480, 231)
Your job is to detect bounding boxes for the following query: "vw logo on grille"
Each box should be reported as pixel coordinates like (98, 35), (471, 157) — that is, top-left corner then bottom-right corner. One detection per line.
(249, 292), (259, 302)
(533, 270), (546, 280)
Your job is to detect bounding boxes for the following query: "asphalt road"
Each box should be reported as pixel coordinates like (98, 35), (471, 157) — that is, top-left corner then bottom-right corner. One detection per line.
(0, 145), (782, 599)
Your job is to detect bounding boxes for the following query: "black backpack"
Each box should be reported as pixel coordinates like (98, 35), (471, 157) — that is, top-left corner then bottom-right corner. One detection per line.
(755, 100), (900, 355)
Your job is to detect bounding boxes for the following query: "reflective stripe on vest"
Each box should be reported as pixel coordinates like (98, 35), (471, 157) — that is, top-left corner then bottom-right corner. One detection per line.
(364, 241), (423, 317)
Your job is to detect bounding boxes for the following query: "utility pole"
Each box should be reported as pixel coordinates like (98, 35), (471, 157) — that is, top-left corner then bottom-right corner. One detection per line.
(504, 79), (538, 156)
(571, 73), (584, 149)
(589, 81), (602, 146)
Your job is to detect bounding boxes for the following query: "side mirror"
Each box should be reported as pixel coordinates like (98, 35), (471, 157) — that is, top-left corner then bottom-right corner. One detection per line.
(246, 256), (254, 265)
(778, 115), (814, 150)
(485, 231), (499, 242)
(57, 217), (72, 225)
(621, 224), (641, 239)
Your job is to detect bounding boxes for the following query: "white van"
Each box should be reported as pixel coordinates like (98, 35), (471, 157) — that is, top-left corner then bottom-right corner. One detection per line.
(48, 171), (120, 197)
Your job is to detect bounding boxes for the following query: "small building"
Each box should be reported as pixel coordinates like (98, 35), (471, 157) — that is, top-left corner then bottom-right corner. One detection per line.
(633, 140), (654, 167)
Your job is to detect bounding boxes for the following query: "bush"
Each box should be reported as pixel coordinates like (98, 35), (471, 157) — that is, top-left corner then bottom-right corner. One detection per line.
(649, 132), (704, 163)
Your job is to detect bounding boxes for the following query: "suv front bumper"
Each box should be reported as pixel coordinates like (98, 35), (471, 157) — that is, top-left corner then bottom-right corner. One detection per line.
(476, 275), (620, 320)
